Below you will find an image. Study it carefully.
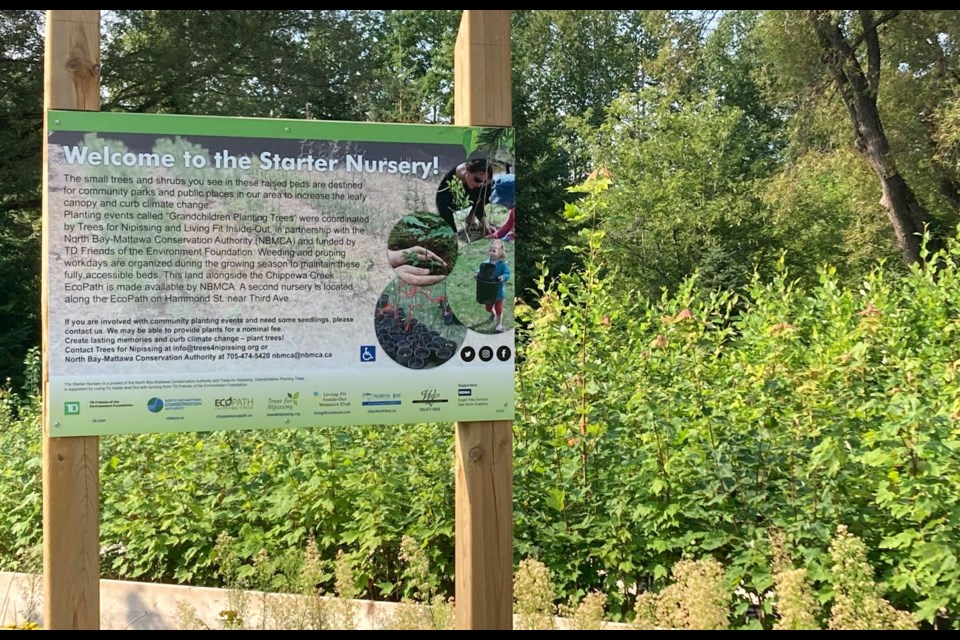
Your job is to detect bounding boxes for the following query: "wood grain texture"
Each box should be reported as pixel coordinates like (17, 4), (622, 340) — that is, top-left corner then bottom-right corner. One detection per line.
(43, 9), (101, 631)
(454, 10), (512, 128)
(453, 12), (513, 629)
(454, 420), (513, 630)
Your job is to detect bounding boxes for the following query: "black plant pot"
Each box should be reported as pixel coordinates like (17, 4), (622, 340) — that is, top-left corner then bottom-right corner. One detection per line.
(476, 262), (499, 304)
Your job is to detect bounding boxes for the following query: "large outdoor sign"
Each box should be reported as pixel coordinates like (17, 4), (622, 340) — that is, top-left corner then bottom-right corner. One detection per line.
(46, 110), (515, 436)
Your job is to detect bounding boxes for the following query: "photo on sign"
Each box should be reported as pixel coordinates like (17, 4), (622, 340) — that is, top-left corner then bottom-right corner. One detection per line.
(446, 238), (515, 335)
(386, 210), (459, 286)
(435, 128), (514, 247)
(373, 279), (466, 370)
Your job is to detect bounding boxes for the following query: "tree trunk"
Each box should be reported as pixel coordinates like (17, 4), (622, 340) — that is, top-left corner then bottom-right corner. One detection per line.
(809, 10), (933, 265)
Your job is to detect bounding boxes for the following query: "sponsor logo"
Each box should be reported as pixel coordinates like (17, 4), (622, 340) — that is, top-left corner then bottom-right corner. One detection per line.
(458, 389), (472, 397)
(361, 391), (401, 407)
(64, 401), (80, 415)
(214, 397), (254, 409)
(314, 391), (351, 408)
(412, 389), (448, 405)
(266, 392), (301, 416)
(147, 397), (164, 413)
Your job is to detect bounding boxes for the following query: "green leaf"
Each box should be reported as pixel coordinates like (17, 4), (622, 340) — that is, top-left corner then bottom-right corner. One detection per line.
(545, 488), (565, 512)
(701, 530), (728, 550)
(649, 478), (666, 496)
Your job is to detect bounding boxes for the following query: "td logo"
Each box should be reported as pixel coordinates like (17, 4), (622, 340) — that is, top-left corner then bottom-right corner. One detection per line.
(64, 402), (80, 415)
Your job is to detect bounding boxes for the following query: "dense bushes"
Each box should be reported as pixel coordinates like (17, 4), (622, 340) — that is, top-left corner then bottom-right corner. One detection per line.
(513, 184), (960, 626)
(2, 189), (959, 628)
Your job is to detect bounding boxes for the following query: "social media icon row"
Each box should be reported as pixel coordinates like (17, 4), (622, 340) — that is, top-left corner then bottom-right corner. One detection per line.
(460, 346), (511, 362)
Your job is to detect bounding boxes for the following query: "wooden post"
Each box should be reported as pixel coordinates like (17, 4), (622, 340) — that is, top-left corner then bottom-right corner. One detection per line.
(42, 10), (101, 631)
(453, 10), (513, 631)
(454, 11), (512, 129)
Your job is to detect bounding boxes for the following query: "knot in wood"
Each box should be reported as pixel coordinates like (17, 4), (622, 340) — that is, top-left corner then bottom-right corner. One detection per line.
(468, 446), (483, 461)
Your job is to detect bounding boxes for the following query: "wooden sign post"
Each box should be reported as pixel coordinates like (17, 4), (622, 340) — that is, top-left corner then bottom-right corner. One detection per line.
(42, 10), (102, 631)
(40, 9), (513, 631)
(452, 10), (514, 631)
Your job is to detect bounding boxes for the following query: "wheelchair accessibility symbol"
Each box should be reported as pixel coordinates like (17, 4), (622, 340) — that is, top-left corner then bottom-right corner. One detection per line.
(360, 346), (376, 362)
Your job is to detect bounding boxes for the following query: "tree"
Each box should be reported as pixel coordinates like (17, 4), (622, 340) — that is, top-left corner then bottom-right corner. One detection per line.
(0, 10), (44, 383)
(591, 90), (777, 297)
(879, 11), (960, 216)
(808, 10), (934, 265)
(0, 10), (43, 214)
(364, 10), (460, 124)
(101, 10), (379, 120)
(756, 10), (960, 267)
(571, 11), (788, 297)
(510, 10), (665, 298)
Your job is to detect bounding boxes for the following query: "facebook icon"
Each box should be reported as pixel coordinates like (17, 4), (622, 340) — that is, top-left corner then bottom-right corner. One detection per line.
(360, 345), (376, 362)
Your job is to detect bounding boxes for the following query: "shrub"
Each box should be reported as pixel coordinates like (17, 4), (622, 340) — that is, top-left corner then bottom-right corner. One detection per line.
(828, 525), (917, 630)
(513, 558), (557, 630)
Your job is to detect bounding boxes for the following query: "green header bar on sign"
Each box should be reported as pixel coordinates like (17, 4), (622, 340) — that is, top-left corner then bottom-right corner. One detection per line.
(47, 109), (473, 146)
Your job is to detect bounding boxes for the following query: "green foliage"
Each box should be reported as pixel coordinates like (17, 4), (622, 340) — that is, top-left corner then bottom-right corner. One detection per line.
(4, 211), (960, 626)
(364, 10), (461, 124)
(388, 211), (457, 276)
(475, 127), (515, 166)
(0, 381), (41, 572)
(511, 10), (666, 302)
(587, 88), (779, 298)
(627, 526), (915, 630)
(761, 147), (905, 288)
(516, 185), (960, 628)
(102, 10), (380, 120)
(4, 9), (960, 631)
(91, 423), (455, 598)
(0, 11), (43, 385)
(934, 86), (960, 174)
(445, 173), (471, 216)
(753, 10), (960, 261)
(0, 11), (44, 206)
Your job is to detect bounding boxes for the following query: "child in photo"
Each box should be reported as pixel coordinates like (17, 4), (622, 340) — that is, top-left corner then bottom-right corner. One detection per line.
(475, 239), (511, 333)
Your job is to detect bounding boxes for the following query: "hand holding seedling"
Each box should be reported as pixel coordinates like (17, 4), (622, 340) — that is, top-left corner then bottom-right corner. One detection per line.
(389, 246), (447, 269)
(388, 246), (448, 286)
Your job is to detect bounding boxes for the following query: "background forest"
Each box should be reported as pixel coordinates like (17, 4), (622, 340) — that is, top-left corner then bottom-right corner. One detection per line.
(3, 10), (960, 384)
(2, 10), (960, 629)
